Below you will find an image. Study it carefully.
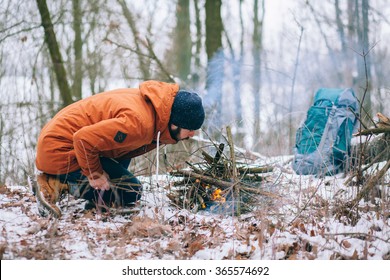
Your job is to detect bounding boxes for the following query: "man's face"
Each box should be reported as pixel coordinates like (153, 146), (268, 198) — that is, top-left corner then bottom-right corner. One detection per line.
(169, 124), (196, 141)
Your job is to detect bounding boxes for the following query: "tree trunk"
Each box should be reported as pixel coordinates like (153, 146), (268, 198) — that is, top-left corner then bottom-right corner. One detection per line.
(72, 0), (83, 100)
(360, 0), (372, 115)
(232, 0), (244, 137)
(335, 0), (347, 53)
(174, 0), (191, 82)
(192, 0), (202, 88)
(289, 25), (304, 152)
(36, 0), (73, 107)
(252, 0), (265, 147)
(204, 0), (224, 130)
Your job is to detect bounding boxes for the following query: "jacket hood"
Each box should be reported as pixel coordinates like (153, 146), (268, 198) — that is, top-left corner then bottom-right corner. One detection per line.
(139, 80), (179, 143)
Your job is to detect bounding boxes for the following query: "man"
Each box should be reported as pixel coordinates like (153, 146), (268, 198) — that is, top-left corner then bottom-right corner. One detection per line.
(33, 80), (205, 217)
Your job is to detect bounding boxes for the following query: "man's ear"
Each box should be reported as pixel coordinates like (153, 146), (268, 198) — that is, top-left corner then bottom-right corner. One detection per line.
(170, 124), (178, 130)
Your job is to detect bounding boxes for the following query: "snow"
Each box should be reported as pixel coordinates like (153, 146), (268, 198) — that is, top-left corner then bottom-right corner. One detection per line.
(0, 155), (389, 280)
(1, 155), (389, 263)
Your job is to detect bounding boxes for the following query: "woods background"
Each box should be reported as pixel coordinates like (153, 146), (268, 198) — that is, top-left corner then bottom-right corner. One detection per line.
(0, 0), (389, 185)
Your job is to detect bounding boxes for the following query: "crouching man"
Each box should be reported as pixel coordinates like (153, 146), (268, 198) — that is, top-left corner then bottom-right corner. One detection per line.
(33, 80), (205, 217)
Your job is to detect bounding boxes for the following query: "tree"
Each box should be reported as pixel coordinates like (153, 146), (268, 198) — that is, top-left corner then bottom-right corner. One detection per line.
(357, 0), (372, 119)
(252, 0), (265, 146)
(117, 0), (151, 80)
(36, 0), (73, 107)
(204, 0), (224, 131)
(72, 0), (83, 100)
(192, 0), (202, 89)
(173, 0), (191, 82)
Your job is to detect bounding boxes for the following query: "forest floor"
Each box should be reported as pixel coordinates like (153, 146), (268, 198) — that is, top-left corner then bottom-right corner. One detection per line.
(1, 155), (389, 260)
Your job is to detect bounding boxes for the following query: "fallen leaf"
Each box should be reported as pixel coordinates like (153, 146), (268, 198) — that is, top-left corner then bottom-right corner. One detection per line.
(188, 240), (204, 256)
(342, 240), (351, 249)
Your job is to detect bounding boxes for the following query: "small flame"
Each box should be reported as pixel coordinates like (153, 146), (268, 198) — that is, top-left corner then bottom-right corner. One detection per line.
(211, 188), (226, 203)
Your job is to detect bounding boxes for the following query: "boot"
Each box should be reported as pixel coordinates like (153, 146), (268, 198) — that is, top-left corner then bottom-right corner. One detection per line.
(29, 173), (69, 218)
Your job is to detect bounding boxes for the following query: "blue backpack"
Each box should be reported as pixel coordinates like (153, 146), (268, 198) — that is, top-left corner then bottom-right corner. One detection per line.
(292, 88), (359, 176)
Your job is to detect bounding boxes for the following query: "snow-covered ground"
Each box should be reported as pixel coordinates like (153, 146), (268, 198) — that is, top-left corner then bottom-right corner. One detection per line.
(1, 155), (389, 261)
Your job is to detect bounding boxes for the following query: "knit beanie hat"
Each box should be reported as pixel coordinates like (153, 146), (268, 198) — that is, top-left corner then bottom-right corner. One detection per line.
(169, 90), (205, 130)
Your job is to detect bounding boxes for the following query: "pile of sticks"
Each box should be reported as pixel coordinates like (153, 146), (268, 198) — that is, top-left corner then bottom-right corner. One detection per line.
(339, 112), (390, 219)
(167, 127), (277, 215)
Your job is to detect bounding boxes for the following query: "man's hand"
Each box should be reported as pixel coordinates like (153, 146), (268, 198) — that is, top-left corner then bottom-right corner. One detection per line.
(87, 171), (110, 190)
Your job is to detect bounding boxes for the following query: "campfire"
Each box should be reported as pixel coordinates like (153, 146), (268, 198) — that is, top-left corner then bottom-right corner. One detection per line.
(166, 127), (278, 215)
(210, 188), (225, 203)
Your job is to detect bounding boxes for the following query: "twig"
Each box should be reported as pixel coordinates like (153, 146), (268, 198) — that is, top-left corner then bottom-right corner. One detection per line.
(324, 232), (390, 243)
(201, 150), (215, 164)
(227, 126), (240, 215)
(237, 166), (274, 174)
(185, 161), (204, 174)
(339, 160), (390, 217)
(214, 143), (225, 164)
(349, 159), (390, 209)
(345, 147), (389, 185)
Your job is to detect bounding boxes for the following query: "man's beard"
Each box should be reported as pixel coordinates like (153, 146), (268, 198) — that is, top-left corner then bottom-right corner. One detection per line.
(169, 125), (188, 141)
(169, 125), (181, 141)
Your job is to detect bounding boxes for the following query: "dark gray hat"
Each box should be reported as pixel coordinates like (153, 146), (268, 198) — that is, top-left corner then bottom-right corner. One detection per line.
(169, 90), (205, 130)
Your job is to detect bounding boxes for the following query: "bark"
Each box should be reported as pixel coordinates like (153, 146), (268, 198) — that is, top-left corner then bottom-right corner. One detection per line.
(357, 0), (372, 116)
(36, 0), (73, 107)
(289, 24), (304, 151)
(205, 0), (222, 62)
(335, 0), (347, 53)
(252, 0), (265, 143)
(72, 0), (83, 100)
(173, 0), (191, 82)
(204, 0), (223, 129)
(233, 0), (244, 128)
(192, 0), (202, 88)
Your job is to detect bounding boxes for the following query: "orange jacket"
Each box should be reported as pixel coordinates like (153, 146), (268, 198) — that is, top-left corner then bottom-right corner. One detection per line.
(36, 80), (179, 177)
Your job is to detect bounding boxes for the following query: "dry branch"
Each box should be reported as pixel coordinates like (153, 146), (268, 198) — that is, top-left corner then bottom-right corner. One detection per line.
(238, 166), (274, 174)
(170, 169), (277, 198)
(355, 112), (390, 136)
(355, 127), (390, 136)
(337, 159), (390, 221)
(167, 129), (277, 215)
(227, 126), (240, 214)
(350, 159), (390, 207)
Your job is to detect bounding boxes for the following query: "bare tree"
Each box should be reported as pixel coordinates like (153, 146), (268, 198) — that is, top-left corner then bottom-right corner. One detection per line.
(117, 0), (151, 80)
(192, 0), (202, 89)
(72, 0), (83, 100)
(36, 0), (73, 107)
(358, 0), (372, 117)
(204, 0), (224, 131)
(173, 0), (191, 82)
(252, 0), (265, 145)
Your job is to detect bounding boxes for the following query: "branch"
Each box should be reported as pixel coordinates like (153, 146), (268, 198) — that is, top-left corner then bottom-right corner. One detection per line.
(0, 24), (41, 44)
(142, 38), (175, 83)
(227, 126), (240, 214)
(324, 232), (390, 243)
(350, 160), (390, 208)
(170, 169), (278, 198)
(355, 127), (390, 136)
(237, 166), (274, 174)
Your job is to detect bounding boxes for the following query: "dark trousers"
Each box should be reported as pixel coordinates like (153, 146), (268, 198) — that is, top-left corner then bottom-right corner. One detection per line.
(58, 158), (142, 208)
